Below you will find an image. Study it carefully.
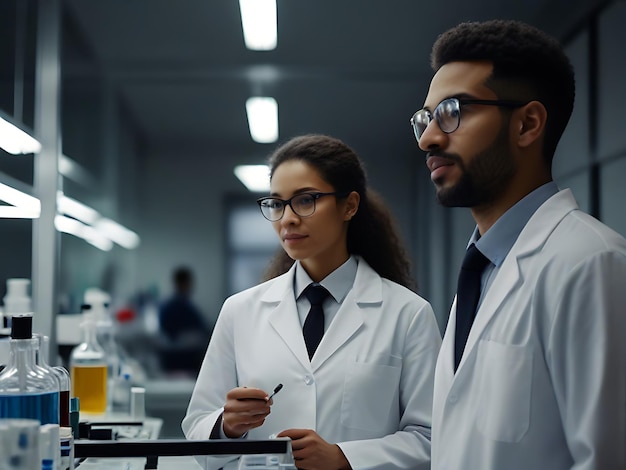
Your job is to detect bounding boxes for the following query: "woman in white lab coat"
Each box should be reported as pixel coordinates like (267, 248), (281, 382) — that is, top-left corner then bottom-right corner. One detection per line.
(182, 134), (441, 470)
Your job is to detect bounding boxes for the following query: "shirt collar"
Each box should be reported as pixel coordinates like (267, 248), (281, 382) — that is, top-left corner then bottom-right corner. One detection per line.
(294, 255), (358, 303)
(472, 181), (559, 266)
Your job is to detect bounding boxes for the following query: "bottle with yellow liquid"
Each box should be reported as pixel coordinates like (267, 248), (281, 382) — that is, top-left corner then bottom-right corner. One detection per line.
(70, 307), (107, 415)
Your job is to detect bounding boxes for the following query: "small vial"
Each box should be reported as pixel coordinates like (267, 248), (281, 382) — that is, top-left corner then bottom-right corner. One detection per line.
(69, 397), (80, 439)
(130, 387), (145, 420)
(59, 426), (74, 470)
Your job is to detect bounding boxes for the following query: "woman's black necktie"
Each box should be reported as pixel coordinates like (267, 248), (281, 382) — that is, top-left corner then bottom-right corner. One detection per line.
(302, 284), (330, 360)
(454, 244), (490, 371)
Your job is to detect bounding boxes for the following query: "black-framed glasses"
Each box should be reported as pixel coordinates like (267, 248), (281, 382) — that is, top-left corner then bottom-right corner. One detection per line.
(257, 191), (348, 221)
(410, 97), (529, 143)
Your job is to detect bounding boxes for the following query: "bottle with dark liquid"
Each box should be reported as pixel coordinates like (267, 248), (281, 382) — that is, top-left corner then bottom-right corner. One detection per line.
(37, 334), (71, 427)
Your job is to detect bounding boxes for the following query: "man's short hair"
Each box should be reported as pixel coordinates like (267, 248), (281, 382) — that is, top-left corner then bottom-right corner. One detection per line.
(431, 19), (575, 164)
(173, 266), (193, 287)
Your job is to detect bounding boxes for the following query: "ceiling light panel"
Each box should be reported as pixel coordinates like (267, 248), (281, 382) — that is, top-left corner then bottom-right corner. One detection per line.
(239, 0), (277, 51)
(234, 165), (271, 192)
(0, 116), (42, 155)
(246, 97), (278, 143)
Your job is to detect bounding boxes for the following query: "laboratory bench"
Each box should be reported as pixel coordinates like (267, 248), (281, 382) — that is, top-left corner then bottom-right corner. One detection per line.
(74, 403), (295, 469)
(74, 438), (295, 470)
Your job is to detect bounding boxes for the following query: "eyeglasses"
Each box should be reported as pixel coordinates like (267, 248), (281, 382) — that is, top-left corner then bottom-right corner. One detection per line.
(410, 97), (528, 143)
(257, 192), (347, 221)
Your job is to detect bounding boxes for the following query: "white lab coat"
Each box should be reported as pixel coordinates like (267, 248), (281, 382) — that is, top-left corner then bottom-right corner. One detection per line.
(432, 189), (626, 469)
(183, 256), (441, 470)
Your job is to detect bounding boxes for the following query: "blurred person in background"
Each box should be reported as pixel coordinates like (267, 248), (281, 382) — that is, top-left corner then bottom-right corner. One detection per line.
(158, 266), (212, 375)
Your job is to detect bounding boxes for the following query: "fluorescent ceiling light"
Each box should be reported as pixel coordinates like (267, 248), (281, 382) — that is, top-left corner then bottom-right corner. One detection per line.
(59, 154), (98, 188)
(0, 116), (42, 155)
(94, 218), (140, 250)
(0, 206), (40, 218)
(55, 215), (113, 251)
(246, 97), (278, 143)
(239, 0), (277, 50)
(0, 182), (41, 218)
(234, 165), (271, 192)
(56, 191), (141, 250)
(57, 192), (100, 225)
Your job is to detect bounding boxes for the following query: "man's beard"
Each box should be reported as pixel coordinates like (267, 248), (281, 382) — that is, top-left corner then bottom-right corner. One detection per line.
(434, 126), (516, 208)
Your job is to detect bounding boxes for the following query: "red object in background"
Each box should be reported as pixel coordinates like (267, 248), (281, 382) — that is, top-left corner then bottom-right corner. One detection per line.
(116, 307), (136, 323)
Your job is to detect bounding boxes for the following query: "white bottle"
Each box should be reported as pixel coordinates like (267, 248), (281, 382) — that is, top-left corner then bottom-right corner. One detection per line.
(1, 279), (33, 375)
(3, 279), (33, 318)
(59, 426), (74, 470)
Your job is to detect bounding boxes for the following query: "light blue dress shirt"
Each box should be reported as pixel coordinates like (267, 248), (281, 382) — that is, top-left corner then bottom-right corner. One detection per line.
(471, 181), (559, 306)
(294, 255), (358, 331)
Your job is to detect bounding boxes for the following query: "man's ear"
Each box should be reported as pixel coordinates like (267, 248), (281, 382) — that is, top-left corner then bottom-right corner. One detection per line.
(344, 191), (360, 221)
(515, 100), (547, 149)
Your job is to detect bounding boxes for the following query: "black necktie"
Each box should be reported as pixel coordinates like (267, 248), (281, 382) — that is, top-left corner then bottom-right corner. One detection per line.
(302, 284), (330, 360)
(454, 243), (490, 371)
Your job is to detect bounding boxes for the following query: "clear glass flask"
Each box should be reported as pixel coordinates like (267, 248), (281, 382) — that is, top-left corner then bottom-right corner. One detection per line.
(0, 314), (60, 424)
(84, 288), (121, 413)
(70, 310), (108, 415)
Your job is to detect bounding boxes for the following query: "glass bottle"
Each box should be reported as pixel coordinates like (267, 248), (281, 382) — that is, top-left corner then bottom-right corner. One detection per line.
(37, 335), (71, 427)
(84, 288), (121, 412)
(0, 314), (60, 425)
(70, 310), (108, 415)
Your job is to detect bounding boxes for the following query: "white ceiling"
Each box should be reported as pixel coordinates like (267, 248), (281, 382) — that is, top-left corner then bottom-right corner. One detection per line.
(61, 0), (603, 161)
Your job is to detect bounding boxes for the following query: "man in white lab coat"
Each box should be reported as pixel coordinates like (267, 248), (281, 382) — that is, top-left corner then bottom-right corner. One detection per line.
(411, 19), (626, 469)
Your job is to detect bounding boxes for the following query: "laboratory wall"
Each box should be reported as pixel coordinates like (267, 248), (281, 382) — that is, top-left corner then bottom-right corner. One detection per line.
(58, 9), (143, 314)
(0, 0), (37, 294)
(597, 1), (626, 236)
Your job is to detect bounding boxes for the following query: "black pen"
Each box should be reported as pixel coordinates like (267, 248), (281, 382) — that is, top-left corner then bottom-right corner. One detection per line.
(267, 383), (283, 401)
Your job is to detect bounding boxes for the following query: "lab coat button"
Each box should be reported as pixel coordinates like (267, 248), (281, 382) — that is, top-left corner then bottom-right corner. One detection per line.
(304, 375), (314, 385)
(448, 393), (458, 404)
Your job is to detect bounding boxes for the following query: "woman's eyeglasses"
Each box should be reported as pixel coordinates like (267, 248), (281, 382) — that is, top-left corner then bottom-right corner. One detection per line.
(257, 192), (348, 221)
(410, 97), (528, 143)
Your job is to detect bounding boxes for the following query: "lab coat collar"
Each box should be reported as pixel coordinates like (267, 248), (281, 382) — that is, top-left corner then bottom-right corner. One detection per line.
(261, 256), (379, 371)
(262, 263), (311, 369)
(450, 189), (580, 376)
(311, 256), (379, 370)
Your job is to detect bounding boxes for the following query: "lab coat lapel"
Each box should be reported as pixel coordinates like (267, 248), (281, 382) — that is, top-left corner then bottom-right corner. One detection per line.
(455, 189), (580, 374)
(438, 299), (458, 382)
(310, 257), (376, 371)
(455, 259), (523, 372)
(264, 265), (312, 370)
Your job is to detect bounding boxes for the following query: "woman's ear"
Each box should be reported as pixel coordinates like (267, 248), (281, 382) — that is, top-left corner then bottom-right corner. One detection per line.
(515, 100), (547, 149)
(343, 191), (360, 221)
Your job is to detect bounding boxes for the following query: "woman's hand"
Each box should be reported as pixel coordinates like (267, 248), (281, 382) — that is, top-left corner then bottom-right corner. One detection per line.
(222, 387), (273, 438)
(277, 429), (351, 470)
